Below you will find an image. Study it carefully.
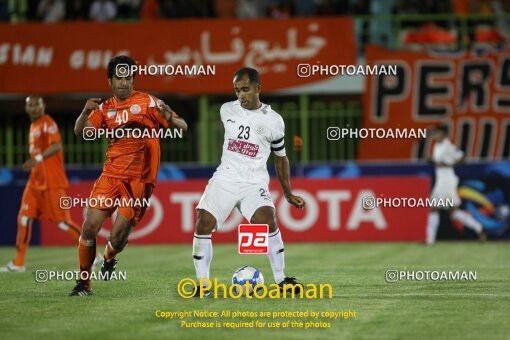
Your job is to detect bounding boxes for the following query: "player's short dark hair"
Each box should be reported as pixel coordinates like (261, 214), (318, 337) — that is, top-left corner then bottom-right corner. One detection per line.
(435, 125), (449, 134)
(233, 67), (260, 85)
(107, 55), (136, 79)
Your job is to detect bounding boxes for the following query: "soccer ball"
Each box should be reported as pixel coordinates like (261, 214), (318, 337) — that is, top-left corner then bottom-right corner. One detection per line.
(232, 266), (264, 295)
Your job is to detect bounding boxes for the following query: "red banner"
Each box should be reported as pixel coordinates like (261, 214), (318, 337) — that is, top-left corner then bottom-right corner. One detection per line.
(41, 177), (429, 245)
(0, 18), (355, 94)
(361, 45), (510, 161)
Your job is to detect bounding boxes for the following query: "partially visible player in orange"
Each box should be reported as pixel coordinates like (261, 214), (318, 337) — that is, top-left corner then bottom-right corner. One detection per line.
(0, 96), (99, 272)
(70, 55), (187, 296)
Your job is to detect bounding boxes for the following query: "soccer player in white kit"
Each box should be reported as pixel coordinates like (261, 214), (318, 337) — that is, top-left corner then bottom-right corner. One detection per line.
(426, 125), (485, 245)
(193, 67), (306, 296)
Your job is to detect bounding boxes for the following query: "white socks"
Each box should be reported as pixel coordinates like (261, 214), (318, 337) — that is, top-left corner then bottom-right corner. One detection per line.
(427, 210), (483, 245)
(267, 229), (286, 284)
(193, 234), (212, 286)
(451, 210), (483, 234)
(426, 211), (440, 245)
(193, 230), (288, 285)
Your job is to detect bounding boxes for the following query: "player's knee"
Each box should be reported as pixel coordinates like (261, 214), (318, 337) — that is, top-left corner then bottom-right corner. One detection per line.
(81, 220), (99, 239)
(264, 218), (278, 233)
(195, 210), (216, 235)
(196, 221), (215, 235)
(251, 213), (277, 232)
(267, 221), (278, 233)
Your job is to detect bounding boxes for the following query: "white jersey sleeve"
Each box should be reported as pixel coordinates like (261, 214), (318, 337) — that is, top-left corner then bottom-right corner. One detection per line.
(219, 103), (228, 123)
(449, 144), (464, 163)
(434, 140), (463, 166)
(270, 115), (286, 157)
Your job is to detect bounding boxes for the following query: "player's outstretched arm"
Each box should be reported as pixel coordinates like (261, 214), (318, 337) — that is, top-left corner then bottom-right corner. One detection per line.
(74, 98), (101, 136)
(453, 152), (466, 166)
(275, 155), (305, 209)
(22, 142), (62, 170)
(156, 100), (188, 132)
(167, 113), (187, 132)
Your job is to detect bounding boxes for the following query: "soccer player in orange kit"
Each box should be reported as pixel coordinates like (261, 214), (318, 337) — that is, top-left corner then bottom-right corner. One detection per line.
(70, 55), (187, 296)
(0, 96), (99, 272)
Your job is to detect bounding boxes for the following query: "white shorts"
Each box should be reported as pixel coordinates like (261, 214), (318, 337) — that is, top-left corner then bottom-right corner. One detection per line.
(431, 177), (461, 208)
(196, 174), (275, 229)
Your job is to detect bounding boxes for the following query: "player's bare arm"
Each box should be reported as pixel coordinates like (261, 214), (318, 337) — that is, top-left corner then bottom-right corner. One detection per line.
(22, 142), (62, 170)
(156, 100), (188, 132)
(454, 154), (466, 166)
(274, 155), (305, 209)
(74, 98), (101, 136)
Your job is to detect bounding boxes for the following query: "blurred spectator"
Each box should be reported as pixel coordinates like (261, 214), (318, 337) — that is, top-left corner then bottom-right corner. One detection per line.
(8, 0), (29, 22)
(117, 0), (142, 19)
(237, 0), (265, 18)
(236, 0), (265, 19)
(141, 0), (159, 19)
(266, 0), (292, 18)
(213, 0), (237, 18)
(89, 0), (117, 21)
(37, 0), (66, 22)
(65, 0), (89, 20)
(293, 0), (316, 16)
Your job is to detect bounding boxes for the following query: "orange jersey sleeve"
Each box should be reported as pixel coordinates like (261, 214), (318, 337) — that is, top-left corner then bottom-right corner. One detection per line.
(43, 118), (62, 145)
(88, 108), (105, 129)
(28, 115), (68, 190)
(146, 97), (170, 128)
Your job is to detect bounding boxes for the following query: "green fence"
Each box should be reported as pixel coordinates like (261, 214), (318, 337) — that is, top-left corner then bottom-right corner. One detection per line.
(0, 95), (361, 167)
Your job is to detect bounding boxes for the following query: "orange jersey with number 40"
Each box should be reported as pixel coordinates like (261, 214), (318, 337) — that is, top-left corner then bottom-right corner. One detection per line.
(87, 91), (169, 185)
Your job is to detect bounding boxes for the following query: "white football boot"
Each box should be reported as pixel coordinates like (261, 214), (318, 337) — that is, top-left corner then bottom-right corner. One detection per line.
(0, 260), (26, 272)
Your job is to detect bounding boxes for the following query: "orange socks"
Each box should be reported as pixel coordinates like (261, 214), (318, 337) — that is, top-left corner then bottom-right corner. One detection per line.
(78, 237), (96, 288)
(103, 241), (120, 261)
(14, 216), (33, 266)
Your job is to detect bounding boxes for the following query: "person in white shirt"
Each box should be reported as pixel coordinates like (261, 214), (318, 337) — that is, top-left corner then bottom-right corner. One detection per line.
(89, 0), (117, 21)
(426, 125), (485, 245)
(193, 67), (306, 296)
(37, 0), (65, 22)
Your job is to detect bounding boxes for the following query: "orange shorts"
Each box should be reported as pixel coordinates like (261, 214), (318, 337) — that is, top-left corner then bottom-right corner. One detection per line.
(19, 185), (71, 222)
(89, 174), (154, 226)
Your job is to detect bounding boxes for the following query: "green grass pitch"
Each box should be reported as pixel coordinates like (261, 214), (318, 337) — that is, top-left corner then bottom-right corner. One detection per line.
(0, 242), (508, 339)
